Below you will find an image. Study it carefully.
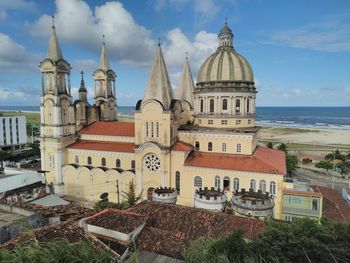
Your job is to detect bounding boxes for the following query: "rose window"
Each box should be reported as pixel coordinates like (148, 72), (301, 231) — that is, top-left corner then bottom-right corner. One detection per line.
(144, 154), (161, 172)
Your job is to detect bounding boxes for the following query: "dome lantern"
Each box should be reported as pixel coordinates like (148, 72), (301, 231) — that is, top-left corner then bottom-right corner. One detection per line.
(218, 21), (233, 48)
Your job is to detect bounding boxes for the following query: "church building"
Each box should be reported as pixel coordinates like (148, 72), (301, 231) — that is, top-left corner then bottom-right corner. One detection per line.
(39, 21), (286, 219)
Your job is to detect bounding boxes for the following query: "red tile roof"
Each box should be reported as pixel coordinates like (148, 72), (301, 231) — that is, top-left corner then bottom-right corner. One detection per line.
(129, 201), (266, 259)
(86, 208), (146, 233)
(67, 140), (135, 153)
(79, 121), (135, 137)
(317, 186), (350, 222)
(0, 221), (119, 260)
(172, 141), (193, 151)
(184, 146), (286, 175)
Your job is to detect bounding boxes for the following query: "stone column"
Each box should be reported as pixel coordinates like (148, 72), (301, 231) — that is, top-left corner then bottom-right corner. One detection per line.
(54, 149), (64, 195)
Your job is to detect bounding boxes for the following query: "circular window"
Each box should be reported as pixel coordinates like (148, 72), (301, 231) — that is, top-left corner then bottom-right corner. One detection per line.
(144, 154), (161, 172)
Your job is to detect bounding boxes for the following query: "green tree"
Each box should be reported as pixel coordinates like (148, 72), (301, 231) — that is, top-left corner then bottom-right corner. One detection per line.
(277, 143), (287, 153)
(0, 150), (10, 162)
(267, 142), (273, 149)
(0, 239), (114, 262)
(325, 150), (345, 161)
(123, 180), (142, 207)
(286, 155), (298, 176)
(315, 160), (333, 171)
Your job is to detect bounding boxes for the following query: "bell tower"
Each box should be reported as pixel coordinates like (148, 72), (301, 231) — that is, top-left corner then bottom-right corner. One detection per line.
(39, 17), (76, 194)
(93, 35), (117, 121)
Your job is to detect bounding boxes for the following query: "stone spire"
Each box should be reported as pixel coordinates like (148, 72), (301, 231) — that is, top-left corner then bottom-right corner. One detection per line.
(99, 35), (110, 71)
(143, 44), (174, 109)
(78, 70), (87, 92)
(176, 54), (194, 106)
(47, 16), (63, 61)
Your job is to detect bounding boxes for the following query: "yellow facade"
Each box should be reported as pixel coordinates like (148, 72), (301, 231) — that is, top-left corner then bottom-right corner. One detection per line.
(40, 22), (286, 220)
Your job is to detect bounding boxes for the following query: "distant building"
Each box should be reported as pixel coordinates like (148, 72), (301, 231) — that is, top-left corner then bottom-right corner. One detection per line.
(0, 116), (26, 150)
(281, 179), (323, 222)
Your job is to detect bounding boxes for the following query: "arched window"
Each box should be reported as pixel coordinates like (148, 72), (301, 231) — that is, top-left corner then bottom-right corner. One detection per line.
(87, 156), (92, 165)
(222, 99), (228, 110)
(145, 122), (149, 137)
(246, 99), (250, 113)
(235, 99), (240, 114)
(151, 121), (154, 137)
(101, 158), (106, 167)
(200, 99), (204, 112)
(194, 176), (202, 188)
(223, 176), (230, 191)
(208, 142), (213, 151)
(250, 179), (256, 191)
(259, 180), (266, 193)
(270, 181), (276, 195)
(176, 171), (180, 194)
(215, 176), (220, 188)
(195, 141), (200, 151)
(209, 99), (214, 113)
(222, 143), (226, 152)
(116, 159), (121, 168)
(156, 122), (159, 137)
(131, 160), (135, 169)
(233, 178), (240, 191)
(75, 155), (79, 164)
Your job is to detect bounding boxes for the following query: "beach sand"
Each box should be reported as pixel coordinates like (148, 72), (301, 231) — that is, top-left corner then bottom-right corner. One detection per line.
(258, 127), (350, 147)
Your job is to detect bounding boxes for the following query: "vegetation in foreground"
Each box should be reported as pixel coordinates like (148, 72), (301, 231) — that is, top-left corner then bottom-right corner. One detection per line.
(0, 239), (114, 263)
(184, 218), (350, 263)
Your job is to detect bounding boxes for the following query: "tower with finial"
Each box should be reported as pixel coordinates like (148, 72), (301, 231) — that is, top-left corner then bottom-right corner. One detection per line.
(39, 17), (76, 194)
(93, 34), (117, 121)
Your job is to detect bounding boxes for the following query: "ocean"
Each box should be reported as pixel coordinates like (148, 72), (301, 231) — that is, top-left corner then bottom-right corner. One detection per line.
(1, 106), (349, 131)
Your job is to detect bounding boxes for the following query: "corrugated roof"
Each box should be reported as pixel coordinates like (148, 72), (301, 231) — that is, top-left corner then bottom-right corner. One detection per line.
(67, 140), (135, 153)
(79, 122), (135, 137)
(184, 146), (286, 175)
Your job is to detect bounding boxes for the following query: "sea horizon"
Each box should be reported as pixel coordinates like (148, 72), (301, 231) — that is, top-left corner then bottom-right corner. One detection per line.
(1, 105), (349, 131)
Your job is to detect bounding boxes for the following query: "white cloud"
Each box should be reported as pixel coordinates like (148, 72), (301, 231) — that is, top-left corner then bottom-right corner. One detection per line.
(345, 87), (350, 97)
(262, 13), (350, 52)
(292, 88), (302, 96)
(0, 32), (40, 71)
(72, 59), (98, 73)
(154, 0), (189, 11)
(0, 87), (34, 101)
(0, 10), (7, 20)
(28, 0), (155, 66)
(194, 0), (220, 20)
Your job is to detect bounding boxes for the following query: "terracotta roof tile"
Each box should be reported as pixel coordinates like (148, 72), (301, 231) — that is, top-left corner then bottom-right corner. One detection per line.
(79, 121), (135, 137)
(67, 140), (135, 153)
(317, 186), (350, 222)
(184, 146), (286, 175)
(86, 208), (146, 233)
(20, 203), (94, 221)
(128, 201), (266, 259)
(0, 221), (119, 260)
(172, 141), (193, 151)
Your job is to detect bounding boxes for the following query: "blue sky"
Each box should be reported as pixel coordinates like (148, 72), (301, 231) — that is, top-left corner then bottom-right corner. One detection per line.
(0, 0), (349, 106)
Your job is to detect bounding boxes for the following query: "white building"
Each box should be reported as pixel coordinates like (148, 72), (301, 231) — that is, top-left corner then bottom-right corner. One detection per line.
(0, 116), (27, 150)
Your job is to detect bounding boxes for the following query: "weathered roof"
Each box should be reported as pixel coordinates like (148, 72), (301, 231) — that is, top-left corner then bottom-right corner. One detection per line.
(184, 146), (286, 175)
(67, 140), (135, 153)
(129, 201), (266, 259)
(79, 121), (135, 137)
(176, 58), (194, 106)
(317, 186), (350, 222)
(171, 141), (193, 152)
(21, 203), (94, 221)
(0, 221), (119, 260)
(86, 208), (146, 233)
(29, 194), (70, 206)
(47, 25), (63, 61)
(143, 45), (174, 109)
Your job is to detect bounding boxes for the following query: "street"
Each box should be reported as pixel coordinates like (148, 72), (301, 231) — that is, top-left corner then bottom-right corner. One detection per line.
(292, 169), (349, 192)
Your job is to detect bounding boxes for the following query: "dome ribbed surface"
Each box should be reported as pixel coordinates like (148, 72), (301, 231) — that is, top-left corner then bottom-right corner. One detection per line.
(197, 48), (253, 83)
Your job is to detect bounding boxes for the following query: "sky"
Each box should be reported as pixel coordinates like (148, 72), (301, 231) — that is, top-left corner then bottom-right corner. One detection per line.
(0, 0), (350, 107)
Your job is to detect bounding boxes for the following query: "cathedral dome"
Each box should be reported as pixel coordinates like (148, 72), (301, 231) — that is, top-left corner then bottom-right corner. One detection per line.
(197, 23), (254, 84)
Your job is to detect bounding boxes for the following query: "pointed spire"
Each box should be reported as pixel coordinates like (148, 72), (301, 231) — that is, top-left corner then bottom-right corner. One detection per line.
(47, 15), (63, 61)
(99, 34), (110, 71)
(79, 70), (87, 92)
(143, 45), (174, 109)
(176, 54), (194, 106)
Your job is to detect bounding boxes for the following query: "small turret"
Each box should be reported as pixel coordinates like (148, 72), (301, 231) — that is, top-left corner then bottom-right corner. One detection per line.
(78, 71), (87, 102)
(218, 19), (233, 48)
(176, 54), (194, 108)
